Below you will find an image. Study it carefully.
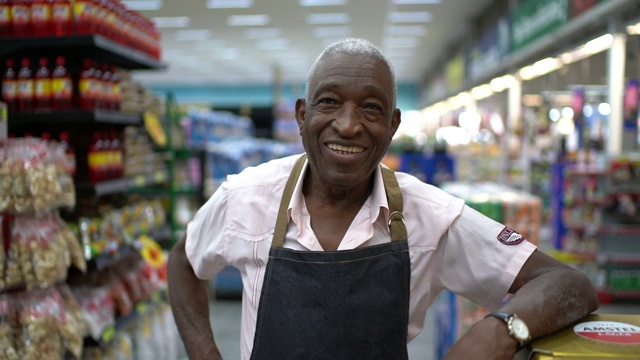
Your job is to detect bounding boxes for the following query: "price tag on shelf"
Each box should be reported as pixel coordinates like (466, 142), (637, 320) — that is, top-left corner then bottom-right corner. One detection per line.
(136, 301), (149, 315)
(0, 102), (7, 140)
(102, 325), (116, 343)
(133, 175), (146, 187)
(154, 171), (166, 183)
(143, 112), (167, 147)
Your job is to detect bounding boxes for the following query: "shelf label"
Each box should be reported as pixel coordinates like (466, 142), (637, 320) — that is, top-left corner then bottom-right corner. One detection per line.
(102, 325), (116, 343)
(133, 175), (146, 187)
(154, 171), (166, 183)
(136, 301), (149, 315)
(143, 112), (167, 147)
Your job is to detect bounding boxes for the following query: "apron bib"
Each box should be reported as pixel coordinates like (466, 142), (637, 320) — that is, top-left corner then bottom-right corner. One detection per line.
(250, 154), (411, 360)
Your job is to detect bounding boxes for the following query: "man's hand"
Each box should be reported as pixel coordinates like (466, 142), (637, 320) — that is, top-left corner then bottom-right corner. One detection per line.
(444, 316), (518, 360)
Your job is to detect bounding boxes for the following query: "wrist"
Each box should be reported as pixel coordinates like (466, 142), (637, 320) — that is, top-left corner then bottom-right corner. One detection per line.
(483, 315), (520, 351)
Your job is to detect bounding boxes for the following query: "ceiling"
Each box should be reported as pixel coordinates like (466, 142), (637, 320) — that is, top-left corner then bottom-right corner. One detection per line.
(129, 0), (495, 87)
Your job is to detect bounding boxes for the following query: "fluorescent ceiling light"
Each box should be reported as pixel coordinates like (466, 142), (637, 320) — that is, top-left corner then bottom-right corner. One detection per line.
(207, 0), (254, 8)
(228, 14), (270, 26)
(383, 37), (420, 48)
(257, 38), (290, 49)
(152, 16), (189, 28)
(387, 25), (426, 36)
(244, 28), (282, 38)
(299, 0), (347, 6)
(392, 0), (440, 4)
(313, 26), (352, 38)
(174, 29), (211, 41)
(306, 13), (350, 24)
(195, 40), (227, 50)
(388, 11), (432, 23)
(122, 0), (162, 10)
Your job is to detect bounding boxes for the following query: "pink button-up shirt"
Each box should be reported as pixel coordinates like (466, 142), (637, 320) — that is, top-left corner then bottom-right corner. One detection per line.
(186, 154), (536, 359)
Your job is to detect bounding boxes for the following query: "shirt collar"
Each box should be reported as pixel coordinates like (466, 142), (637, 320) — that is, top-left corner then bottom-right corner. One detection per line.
(288, 159), (389, 225)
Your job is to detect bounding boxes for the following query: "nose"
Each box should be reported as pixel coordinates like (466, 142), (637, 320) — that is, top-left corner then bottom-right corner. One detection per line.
(332, 103), (363, 137)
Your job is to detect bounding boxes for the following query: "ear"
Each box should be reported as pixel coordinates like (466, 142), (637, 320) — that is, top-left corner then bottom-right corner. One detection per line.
(389, 108), (401, 141)
(295, 98), (306, 135)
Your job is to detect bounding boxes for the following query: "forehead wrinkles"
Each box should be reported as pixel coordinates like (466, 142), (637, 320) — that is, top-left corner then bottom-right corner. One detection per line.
(310, 55), (392, 100)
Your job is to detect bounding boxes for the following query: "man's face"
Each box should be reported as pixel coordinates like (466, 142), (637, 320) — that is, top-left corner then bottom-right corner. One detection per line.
(295, 52), (401, 189)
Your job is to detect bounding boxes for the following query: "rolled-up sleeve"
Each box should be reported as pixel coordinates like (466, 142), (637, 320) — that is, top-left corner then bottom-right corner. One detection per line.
(435, 204), (537, 310)
(185, 182), (230, 280)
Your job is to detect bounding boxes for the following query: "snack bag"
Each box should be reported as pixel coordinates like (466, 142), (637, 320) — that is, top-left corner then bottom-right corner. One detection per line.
(0, 294), (20, 360)
(16, 289), (66, 360)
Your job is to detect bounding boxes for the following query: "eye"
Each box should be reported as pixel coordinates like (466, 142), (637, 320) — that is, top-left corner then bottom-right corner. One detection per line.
(363, 103), (383, 112)
(317, 97), (337, 105)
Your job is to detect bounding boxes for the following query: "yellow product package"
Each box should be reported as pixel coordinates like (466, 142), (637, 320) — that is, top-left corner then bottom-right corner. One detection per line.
(525, 314), (640, 359)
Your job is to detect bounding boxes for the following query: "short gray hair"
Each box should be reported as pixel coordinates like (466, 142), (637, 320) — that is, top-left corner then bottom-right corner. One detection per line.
(305, 38), (397, 106)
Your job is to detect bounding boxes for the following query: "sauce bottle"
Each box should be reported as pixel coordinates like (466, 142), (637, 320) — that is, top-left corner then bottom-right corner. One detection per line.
(79, 58), (95, 109)
(11, 0), (31, 37)
(73, 0), (92, 34)
(35, 57), (51, 109)
(93, 62), (103, 109)
(17, 57), (34, 111)
(88, 131), (104, 182)
(110, 65), (120, 110)
(59, 131), (76, 176)
(0, 0), (11, 37)
(52, 0), (72, 36)
(32, 0), (53, 36)
(2, 59), (17, 112)
(110, 130), (122, 178)
(100, 64), (112, 110)
(51, 56), (72, 109)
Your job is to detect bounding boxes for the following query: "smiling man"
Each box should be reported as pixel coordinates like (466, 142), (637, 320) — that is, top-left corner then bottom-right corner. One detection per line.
(168, 38), (598, 360)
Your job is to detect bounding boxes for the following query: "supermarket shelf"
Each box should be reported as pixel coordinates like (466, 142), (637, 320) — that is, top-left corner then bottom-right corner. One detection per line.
(597, 288), (640, 304)
(76, 169), (169, 197)
(88, 244), (139, 272)
(598, 224), (640, 236)
(598, 253), (640, 265)
(0, 34), (165, 70)
(84, 290), (166, 347)
(8, 109), (143, 128)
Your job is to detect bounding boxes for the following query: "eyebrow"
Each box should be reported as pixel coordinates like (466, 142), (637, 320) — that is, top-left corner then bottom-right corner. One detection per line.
(314, 82), (390, 105)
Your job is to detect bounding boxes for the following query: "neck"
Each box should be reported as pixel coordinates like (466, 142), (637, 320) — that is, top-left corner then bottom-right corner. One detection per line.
(302, 168), (375, 209)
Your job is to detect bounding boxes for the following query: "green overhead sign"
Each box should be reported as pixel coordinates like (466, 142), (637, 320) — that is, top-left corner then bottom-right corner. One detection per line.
(511, 0), (568, 52)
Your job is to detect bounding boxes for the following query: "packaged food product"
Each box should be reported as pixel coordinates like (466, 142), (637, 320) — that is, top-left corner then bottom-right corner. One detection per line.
(72, 286), (115, 341)
(0, 294), (20, 360)
(56, 284), (88, 360)
(16, 289), (66, 360)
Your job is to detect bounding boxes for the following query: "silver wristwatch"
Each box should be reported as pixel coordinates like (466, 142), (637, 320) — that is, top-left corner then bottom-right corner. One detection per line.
(486, 311), (531, 346)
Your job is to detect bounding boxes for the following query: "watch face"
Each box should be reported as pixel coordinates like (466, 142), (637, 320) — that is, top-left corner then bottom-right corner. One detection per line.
(511, 318), (530, 340)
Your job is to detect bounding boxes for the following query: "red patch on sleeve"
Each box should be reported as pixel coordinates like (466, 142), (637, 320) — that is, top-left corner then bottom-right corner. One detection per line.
(497, 227), (525, 245)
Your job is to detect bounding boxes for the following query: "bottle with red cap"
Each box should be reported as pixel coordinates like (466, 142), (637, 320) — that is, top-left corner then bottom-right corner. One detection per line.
(35, 57), (52, 110)
(2, 59), (17, 112)
(100, 64), (112, 110)
(88, 131), (107, 182)
(52, 0), (72, 36)
(17, 57), (34, 111)
(11, 0), (31, 36)
(93, 62), (103, 109)
(0, 0), (11, 37)
(111, 66), (120, 110)
(52, 56), (72, 109)
(59, 131), (76, 176)
(79, 58), (95, 109)
(32, 0), (53, 36)
(73, 0), (93, 35)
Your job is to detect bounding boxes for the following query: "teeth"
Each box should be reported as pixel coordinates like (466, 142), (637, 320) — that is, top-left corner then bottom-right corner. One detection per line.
(327, 143), (364, 153)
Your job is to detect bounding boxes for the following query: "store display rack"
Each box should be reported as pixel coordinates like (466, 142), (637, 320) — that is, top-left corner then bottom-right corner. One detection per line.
(8, 109), (144, 127)
(0, 34), (165, 70)
(76, 168), (168, 197)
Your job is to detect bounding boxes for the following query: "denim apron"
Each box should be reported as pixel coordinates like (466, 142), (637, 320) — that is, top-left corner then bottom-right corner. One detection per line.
(250, 154), (411, 360)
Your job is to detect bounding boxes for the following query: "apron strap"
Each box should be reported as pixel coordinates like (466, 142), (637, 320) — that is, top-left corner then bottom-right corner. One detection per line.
(382, 167), (407, 242)
(272, 154), (408, 248)
(272, 154), (307, 248)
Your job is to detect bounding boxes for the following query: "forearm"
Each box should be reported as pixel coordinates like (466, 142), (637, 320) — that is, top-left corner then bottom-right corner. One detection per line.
(500, 268), (599, 339)
(168, 237), (222, 360)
